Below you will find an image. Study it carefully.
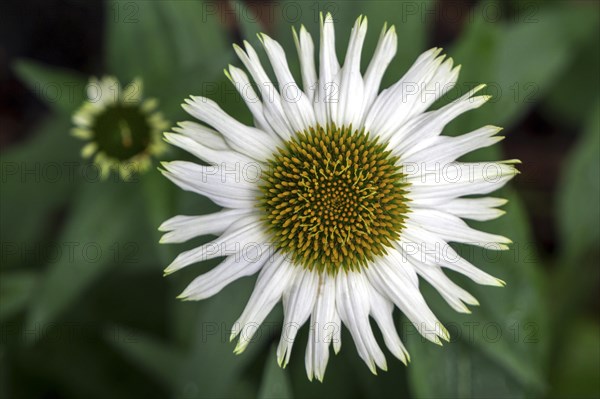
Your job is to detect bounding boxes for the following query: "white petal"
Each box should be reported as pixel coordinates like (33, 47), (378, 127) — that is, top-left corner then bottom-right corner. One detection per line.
(173, 121), (229, 150)
(233, 41), (294, 139)
(399, 224), (505, 286)
(408, 208), (512, 249)
(98, 76), (119, 106)
(164, 214), (266, 275)
(406, 161), (520, 205)
(225, 65), (277, 137)
(362, 23), (397, 118)
(365, 48), (458, 139)
(316, 12), (340, 127)
(164, 132), (253, 165)
(365, 256), (449, 345)
(305, 272), (336, 382)
(293, 25), (318, 102)
(367, 284), (410, 364)
(402, 125), (504, 165)
(430, 197), (508, 221)
(232, 255), (295, 353)
(161, 161), (260, 209)
(388, 84), (488, 155)
(277, 268), (319, 368)
(332, 308), (342, 355)
(335, 15), (367, 128)
(335, 271), (387, 374)
(259, 34), (317, 132)
(87, 77), (105, 104)
(178, 244), (273, 300)
(158, 208), (253, 244)
(183, 96), (278, 160)
(406, 257), (479, 313)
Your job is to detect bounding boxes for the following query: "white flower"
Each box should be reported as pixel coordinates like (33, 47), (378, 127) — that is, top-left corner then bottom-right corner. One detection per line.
(160, 14), (519, 381)
(72, 76), (168, 179)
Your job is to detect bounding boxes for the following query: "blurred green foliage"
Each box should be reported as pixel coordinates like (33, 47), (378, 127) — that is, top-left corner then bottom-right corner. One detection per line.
(2, 0), (599, 398)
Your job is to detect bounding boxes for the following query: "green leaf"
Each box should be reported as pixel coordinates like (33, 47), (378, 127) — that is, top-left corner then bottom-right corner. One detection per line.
(24, 179), (156, 338)
(407, 189), (548, 398)
(286, 327), (377, 399)
(175, 277), (276, 398)
(106, 325), (186, 391)
(540, 18), (600, 128)
(0, 271), (38, 320)
(548, 101), (600, 335)
(13, 59), (87, 114)
(448, 1), (598, 132)
(105, 0), (175, 85)
(549, 318), (600, 398)
(106, 0), (229, 90)
(0, 116), (81, 269)
(556, 99), (600, 261)
(164, 187), (221, 348)
(258, 346), (293, 399)
(407, 328), (526, 399)
(344, 337), (411, 399)
(0, 347), (7, 399)
(14, 321), (166, 399)
(156, 0), (228, 73)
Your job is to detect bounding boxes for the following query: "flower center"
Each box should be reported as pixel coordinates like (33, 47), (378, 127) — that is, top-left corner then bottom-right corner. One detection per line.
(260, 125), (409, 273)
(93, 104), (152, 160)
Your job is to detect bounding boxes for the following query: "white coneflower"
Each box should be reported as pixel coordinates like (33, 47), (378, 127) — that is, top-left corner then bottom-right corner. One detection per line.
(72, 76), (168, 179)
(160, 14), (519, 381)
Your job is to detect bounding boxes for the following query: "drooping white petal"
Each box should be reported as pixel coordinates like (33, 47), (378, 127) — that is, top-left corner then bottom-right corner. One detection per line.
(429, 197), (508, 221)
(225, 65), (277, 137)
(173, 121), (229, 150)
(406, 161), (520, 205)
(164, 214), (266, 275)
(365, 48), (460, 139)
(293, 25), (318, 102)
(305, 272), (336, 382)
(408, 208), (512, 249)
(335, 15), (367, 128)
(233, 41), (294, 139)
(160, 161), (261, 209)
(364, 253), (449, 345)
(332, 308), (342, 355)
(178, 243), (273, 300)
(277, 267), (319, 368)
(388, 84), (489, 155)
(399, 223), (505, 286)
(159, 208), (254, 244)
(361, 23), (397, 118)
(183, 96), (278, 160)
(164, 131), (253, 166)
(316, 12), (340, 127)
(335, 271), (387, 374)
(406, 257), (479, 314)
(402, 125), (504, 164)
(367, 284), (410, 364)
(231, 255), (296, 353)
(259, 34), (317, 133)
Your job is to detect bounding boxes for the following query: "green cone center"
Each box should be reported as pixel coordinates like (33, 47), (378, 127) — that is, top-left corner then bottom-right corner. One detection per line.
(260, 125), (409, 274)
(93, 105), (152, 160)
